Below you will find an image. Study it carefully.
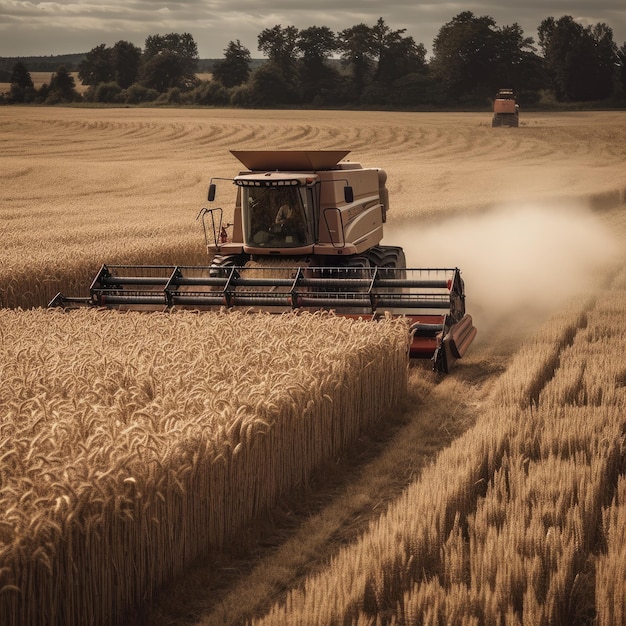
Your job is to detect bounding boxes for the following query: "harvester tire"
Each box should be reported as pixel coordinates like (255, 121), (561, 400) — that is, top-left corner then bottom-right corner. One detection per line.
(209, 253), (249, 277)
(342, 255), (371, 269)
(365, 245), (406, 274)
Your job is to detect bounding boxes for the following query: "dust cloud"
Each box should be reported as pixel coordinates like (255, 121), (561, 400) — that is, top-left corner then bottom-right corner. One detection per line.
(384, 202), (620, 331)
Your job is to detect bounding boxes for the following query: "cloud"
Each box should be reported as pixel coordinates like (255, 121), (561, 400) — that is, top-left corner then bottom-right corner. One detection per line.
(0, 0), (625, 57)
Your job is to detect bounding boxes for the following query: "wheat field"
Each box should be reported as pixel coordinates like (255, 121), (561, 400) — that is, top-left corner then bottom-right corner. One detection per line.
(1, 107), (626, 625)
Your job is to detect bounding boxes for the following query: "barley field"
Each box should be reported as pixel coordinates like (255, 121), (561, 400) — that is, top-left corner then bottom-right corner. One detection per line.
(1, 107), (626, 625)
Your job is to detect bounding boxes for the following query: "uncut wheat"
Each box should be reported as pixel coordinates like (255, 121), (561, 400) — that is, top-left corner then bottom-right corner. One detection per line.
(0, 307), (409, 626)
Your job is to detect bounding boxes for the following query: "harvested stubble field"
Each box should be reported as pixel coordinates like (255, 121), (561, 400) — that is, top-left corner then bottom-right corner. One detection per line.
(1, 107), (626, 625)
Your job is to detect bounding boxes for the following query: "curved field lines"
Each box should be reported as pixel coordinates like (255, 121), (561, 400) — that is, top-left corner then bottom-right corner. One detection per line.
(2, 108), (626, 308)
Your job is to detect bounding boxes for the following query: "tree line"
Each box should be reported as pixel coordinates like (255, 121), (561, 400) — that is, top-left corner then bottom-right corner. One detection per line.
(3, 12), (626, 107)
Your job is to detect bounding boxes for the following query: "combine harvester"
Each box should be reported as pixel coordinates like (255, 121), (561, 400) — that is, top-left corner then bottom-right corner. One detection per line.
(51, 151), (476, 372)
(492, 88), (519, 127)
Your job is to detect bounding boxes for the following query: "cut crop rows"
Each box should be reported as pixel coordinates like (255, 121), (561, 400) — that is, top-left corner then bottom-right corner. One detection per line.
(252, 268), (626, 625)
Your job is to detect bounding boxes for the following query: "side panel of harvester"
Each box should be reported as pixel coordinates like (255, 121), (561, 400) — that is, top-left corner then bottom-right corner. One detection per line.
(315, 166), (386, 256)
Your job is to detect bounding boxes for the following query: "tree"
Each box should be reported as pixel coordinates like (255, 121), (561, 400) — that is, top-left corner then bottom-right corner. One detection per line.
(258, 25), (299, 72)
(111, 40), (141, 89)
(212, 40), (251, 88)
(257, 25), (301, 102)
(296, 26), (339, 103)
(47, 65), (81, 102)
(337, 18), (430, 105)
(493, 23), (544, 91)
(140, 32), (199, 92)
(247, 63), (295, 106)
(297, 25), (337, 67)
(430, 12), (540, 102)
(538, 16), (618, 101)
(78, 43), (113, 86)
(589, 23), (619, 99)
(619, 42), (626, 94)
(79, 40), (141, 90)
(9, 61), (36, 103)
(371, 17), (426, 83)
(140, 51), (186, 93)
(338, 23), (376, 98)
(389, 72), (439, 106)
(431, 12), (501, 100)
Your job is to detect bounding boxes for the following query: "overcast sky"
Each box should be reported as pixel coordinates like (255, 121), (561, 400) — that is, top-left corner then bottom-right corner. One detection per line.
(1, 1), (625, 59)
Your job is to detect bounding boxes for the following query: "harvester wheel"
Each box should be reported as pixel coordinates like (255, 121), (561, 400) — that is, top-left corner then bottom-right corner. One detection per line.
(342, 255), (371, 269)
(365, 245), (406, 276)
(209, 253), (249, 276)
(210, 253), (249, 268)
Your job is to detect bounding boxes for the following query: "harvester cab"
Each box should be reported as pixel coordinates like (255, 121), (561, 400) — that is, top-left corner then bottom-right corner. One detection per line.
(198, 150), (387, 266)
(492, 88), (519, 127)
(50, 150), (477, 373)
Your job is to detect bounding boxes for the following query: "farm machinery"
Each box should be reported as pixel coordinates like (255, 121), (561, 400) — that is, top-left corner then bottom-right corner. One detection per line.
(492, 88), (519, 127)
(50, 150), (476, 372)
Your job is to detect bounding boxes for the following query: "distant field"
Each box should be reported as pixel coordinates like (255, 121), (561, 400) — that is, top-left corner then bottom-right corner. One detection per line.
(1, 107), (625, 310)
(0, 72), (212, 95)
(0, 71), (87, 95)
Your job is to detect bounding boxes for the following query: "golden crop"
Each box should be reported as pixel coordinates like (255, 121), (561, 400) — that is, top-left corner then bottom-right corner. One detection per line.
(0, 308), (409, 626)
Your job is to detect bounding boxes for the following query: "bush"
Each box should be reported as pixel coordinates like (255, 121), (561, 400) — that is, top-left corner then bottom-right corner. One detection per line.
(94, 82), (123, 103)
(191, 80), (230, 106)
(155, 87), (182, 105)
(121, 84), (159, 104)
(7, 85), (37, 104)
(390, 73), (437, 107)
(229, 83), (255, 107)
(44, 92), (63, 105)
(517, 90), (541, 106)
(538, 89), (559, 106)
(248, 64), (300, 106)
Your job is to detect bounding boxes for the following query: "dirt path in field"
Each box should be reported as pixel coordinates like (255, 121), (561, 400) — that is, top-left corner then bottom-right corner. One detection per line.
(132, 364), (499, 626)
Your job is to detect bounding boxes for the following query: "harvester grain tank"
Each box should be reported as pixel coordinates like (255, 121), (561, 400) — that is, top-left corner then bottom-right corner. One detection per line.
(50, 151), (477, 372)
(492, 88), (519, 127)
